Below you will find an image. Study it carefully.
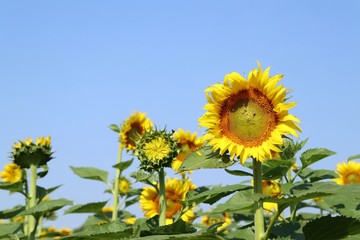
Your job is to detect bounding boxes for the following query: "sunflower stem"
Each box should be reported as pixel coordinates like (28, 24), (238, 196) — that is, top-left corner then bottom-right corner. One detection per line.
(253, 158), (265, 240)
(158, 168), (167, 226)
(28, 164), (37, 239)
(112, 144), (123, 221)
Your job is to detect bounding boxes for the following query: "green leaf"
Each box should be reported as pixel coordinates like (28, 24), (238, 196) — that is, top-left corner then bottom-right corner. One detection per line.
(0, 223), (22, 237)
(70, 166), (108, 184)
(17, 198), (73, 219)
(130, 170), (156, 183)
(36, 186), (47, 202)
(271, 222), (305, 240)
(0, 181), (23, 193)
(186, 184), (251, 206)
(300, 148), (336, 168)
(303, 215), (360, 240)
(0, 205), (25, 219)
(179, 146), (234, 171)
(108, 124), (120, 133)
(113, 158), (134, 172)
(348, 154), (360, 161)
(225, 169), (253, 177)
(37, 164), (49, 178)
(298, 168), (337, 182)
(45, 185), (62, 195)
(223, 227), (254, 240)
(62, 222), (132, 239)
(64, 201), (108, 214)
(140, 219), (196, 237)
(210, 189), (254, 214)
(262, 159), (295, 180)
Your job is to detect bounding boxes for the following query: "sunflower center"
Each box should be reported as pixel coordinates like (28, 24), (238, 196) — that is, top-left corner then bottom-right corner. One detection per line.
(221, 88), (278, 147)
(345, 173), (360, 184)
(143, 137), (171, 162)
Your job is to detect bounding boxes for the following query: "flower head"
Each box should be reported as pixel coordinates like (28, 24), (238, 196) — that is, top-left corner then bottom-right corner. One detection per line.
(0, 163), (22, 183)
(172, 129), (205, 172)
(139, 177), (195, 224)
(12, 136), (53, 168)
(201, 213), (232, 232)
(136, 129), (178, 172)
(119, 177), (131, 195)
(120, 111), (153, 151)
(199, 63), (301, 164)
(262, 180), (281, 213)
(334, 161), (360, 185)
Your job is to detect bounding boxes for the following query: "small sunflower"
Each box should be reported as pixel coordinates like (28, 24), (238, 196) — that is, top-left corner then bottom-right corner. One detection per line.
(262, 180), (281, 213)
(199, 63), (301, 163)
(201, 213), (232, 232)
(139, 177), (195, 224)
(118, 177), (131, 195)
(12, 136), (53, 168)
(136, 129), (178, 172)
(120, 111), (153, 151)
(333, 161), (360, 185)
(172, 129), (205, 172)
(0, 163), (22, 183)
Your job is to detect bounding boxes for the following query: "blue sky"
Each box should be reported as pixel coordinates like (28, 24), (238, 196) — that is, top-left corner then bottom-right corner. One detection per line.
(1, 1), (360, 229)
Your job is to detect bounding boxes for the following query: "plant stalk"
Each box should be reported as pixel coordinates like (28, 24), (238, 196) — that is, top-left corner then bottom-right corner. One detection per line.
(253, 158), (265, 240)
(112, 144), (123, 221)
(158, 168), (167, 226)
(28, 164), (37, 239)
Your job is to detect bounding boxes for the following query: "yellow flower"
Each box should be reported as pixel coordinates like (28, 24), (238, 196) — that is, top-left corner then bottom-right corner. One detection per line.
(199, 63), (301, 163)
(119, 177), (131, 195)
(172, 129), (205, 172)
(101, 206), (114, 213)
(136, 129), (178, 172)
(59, 228), (72, 236)
(124, 217), (136, 224)
(140, 178), (194, 224)
(0, 163), (22, 183)
(201, 213), (232, 232)
(23, 138), (33, 146)
(262, 180), (281, 213)
(120, 111), (153, 151)
(333, 161), (360, 184)
(11, 216), (24, 223)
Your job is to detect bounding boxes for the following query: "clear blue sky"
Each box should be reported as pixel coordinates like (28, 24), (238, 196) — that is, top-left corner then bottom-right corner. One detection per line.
(1, 1), (360, 229)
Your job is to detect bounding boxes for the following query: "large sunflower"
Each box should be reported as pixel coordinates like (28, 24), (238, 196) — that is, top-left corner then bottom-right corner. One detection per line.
(120, 111), (153, 151)
(199, 63), (301, 163)
(172, 129), (205, 172)
(333, 161), (360, 185)
(139, 178), (195, 225)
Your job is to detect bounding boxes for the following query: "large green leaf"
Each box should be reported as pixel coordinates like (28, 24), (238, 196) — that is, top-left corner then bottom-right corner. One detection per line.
(210, 189), (254, 214)
(224, 227), (254, 240)
(131, 231), (221, 240)
(303, 215), (360, 240)
(64, 201), (108, 214)
(70, 166), (108, 184)
(298, 168), (337, 182)
(0, 205), (25, 219)
(113, 158), (134, 172)
(140, 219), (196, 237)
(300, 148), (336, 168)
(271, 222), (305, 240)
(62, 222), (132, 239)
(262, 159), (295, 180)
(179, 146), (234, 171)
(0, 223), (22, 237)
(16, 198), (72, 219)
(186, 184), (251, 206)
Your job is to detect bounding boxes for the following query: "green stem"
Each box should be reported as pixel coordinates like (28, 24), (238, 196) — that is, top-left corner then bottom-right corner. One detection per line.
(37, 216), (43, 238)
(28, 164), (37, 239)
(263, 207), (285, 240)
(253, 158), (265, 240)
(112, 144), (123, 221)
(158, 168), (167, 226)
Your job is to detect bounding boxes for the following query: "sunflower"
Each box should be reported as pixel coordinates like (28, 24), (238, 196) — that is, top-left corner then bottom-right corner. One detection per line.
(262, 180), (281, 213)
(120, 111), (153, 151)
(333, 161), (360, 185)
(0, 163), (22, 183)
(199, 63), (301, 163)
(201, 213), (232, 232)
(139, 178), (195, 224)
(172, 129), (205, 172)
(136, 129), (178, 172)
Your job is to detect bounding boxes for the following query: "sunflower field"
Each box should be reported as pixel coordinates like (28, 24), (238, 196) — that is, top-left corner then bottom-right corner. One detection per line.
(1, 63), (360, 240)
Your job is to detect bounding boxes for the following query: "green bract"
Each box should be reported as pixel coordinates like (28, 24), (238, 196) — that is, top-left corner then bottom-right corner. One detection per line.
(12, 140), (53, 168)
(135, 129), (178, 172)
